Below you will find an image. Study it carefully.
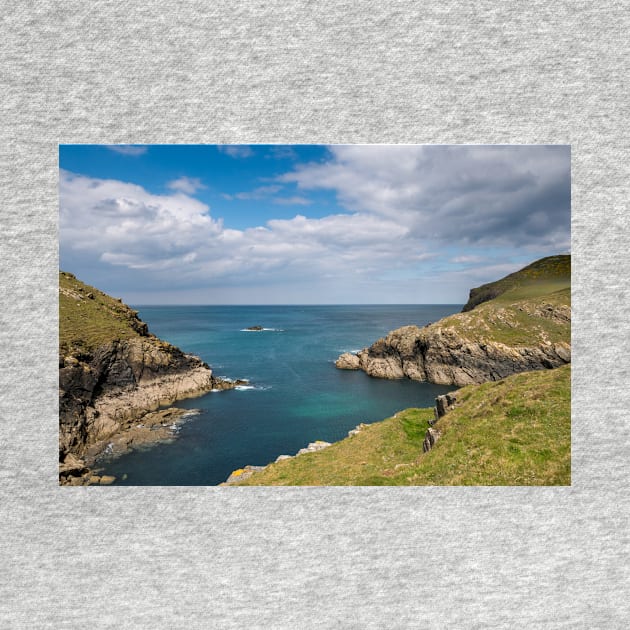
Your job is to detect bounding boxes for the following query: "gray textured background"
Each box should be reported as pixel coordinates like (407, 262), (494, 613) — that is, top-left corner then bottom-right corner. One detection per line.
(1, 2), (628, 628)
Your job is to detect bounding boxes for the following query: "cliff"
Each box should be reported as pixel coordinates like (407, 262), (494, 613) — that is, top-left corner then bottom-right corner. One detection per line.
(59, 272), (238, 483)
(336, 256), (571, 386)
(462, 254), (570, 312)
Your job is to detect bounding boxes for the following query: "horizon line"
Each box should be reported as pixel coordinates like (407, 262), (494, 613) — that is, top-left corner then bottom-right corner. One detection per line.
(129, 303), (465, 307)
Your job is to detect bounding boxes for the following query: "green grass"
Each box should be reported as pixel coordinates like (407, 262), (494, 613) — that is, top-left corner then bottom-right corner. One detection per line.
(59, 271), (147, 356)
(462, 255), (570, 311)
(436, 284), (571, 347)
(233, 365), (571, 486)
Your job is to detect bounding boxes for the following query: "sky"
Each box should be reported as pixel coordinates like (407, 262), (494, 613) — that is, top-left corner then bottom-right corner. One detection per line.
(59, 144), (570, 304)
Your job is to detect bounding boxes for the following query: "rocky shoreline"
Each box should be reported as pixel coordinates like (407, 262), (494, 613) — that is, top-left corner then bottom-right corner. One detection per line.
(221, 439), (336, 484)
(220, 429), (380, 485)
(336, 300), (570, 387)
(221, 391), (460, 486)
(59, 339), (248, 485)
(336, 324), (570, 386)
(59, 277), (248, 485)
(60, 407), (199, 485)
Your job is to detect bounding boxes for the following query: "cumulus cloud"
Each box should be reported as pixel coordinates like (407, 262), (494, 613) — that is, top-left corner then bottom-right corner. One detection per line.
(59, 170), (428, 292)
(279, 145), (570, 251)
(217, 145), (254, 158)
(167, 176), (206, 194)
(106, 145), (148, 156)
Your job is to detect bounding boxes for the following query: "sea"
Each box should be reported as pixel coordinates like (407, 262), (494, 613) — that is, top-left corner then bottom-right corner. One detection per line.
(97, 304), (461, 485)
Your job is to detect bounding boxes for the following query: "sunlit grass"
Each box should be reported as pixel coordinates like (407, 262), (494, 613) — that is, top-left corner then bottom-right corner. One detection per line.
(235, 365), (571, 486)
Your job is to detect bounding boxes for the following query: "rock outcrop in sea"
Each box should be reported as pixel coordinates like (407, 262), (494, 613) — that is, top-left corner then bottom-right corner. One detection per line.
(335, 320), (570, 386)
(336, 256), (571, 387)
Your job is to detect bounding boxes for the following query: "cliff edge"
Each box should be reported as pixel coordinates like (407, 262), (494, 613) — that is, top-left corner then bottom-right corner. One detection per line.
(59, 272), (237, 483)
(336, 256), (571, 386)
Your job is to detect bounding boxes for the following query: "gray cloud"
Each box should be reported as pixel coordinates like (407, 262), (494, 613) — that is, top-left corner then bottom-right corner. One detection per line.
(279, 145), (570, 251)
(272, 196), (311, 206)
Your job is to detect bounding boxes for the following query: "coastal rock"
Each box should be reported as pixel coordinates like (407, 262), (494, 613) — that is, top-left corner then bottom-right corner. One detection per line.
(433, 393), (458, 424)
(348, 423), (368, 437)
(59, 337), (219, 461)
(59, 273), (245, 481)
(335, 352), (361, 370)
(336, 312), (570, 387)
(223, 440), (332, 484)
(335, 257), (571, 387)
(297, 440), (331, 455)
(422, 427), (441, 453)
(81, 407), (201, 464)
(59, 453), (89, 482)
(225, 465), (266, 484)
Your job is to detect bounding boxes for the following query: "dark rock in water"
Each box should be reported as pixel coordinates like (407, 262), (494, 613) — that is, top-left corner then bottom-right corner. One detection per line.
(212, 378), (249, 390)
(245, 326), (264, 331)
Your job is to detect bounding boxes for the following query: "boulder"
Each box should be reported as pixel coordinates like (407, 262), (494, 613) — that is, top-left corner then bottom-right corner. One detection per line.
(423, 427), (441, 453)
(335, 352), (361, 370)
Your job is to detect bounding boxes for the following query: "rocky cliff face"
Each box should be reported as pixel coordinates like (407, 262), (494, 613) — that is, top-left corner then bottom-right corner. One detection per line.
(336, 321), (570, 386)
(336, 259), (571, 387)
(59, 272), (240, 481)
(59, 338), (228, 461)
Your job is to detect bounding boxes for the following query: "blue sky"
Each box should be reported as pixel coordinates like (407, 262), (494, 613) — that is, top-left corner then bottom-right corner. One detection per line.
(59, 144), (570, 304)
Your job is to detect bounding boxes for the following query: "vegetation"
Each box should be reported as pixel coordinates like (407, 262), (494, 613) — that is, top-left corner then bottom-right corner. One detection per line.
(235, 365), (571, 486)
(462, 254), (570, 312)
(436, 284), (571, 347)
(59, 271), (148, 356)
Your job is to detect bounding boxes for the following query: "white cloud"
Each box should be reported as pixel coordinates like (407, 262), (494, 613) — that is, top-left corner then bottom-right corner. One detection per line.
(450, 255), (486, 264)
(217, 145), (254, 158)
(272, 196), (312, 206)
(106, 145), (148, 156)
(167, 176), (206, 194)
(60, 170), (431, 293)
(60, 145), (571, 303)
(60, 170), (221, 273)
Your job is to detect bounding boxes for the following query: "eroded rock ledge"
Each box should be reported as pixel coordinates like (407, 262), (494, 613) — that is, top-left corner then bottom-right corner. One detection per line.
(59, 337), (245, 484)
(336, 317), (570, 387)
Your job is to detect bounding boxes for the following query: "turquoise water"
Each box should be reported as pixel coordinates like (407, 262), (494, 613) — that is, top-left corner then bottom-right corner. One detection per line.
(98, 305), (460, 485)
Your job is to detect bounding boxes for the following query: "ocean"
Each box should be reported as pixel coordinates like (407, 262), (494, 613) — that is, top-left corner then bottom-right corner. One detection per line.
(97, 305), (461, 485)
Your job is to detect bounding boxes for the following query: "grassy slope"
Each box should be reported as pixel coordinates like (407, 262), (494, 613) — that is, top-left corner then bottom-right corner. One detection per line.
(59, 271), (146, 356)
(462, 255), (570, 312)
(236, 364), (570, 486)
(436, 284), (571, 347)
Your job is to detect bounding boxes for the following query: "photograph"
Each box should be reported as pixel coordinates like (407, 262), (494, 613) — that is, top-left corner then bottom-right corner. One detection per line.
(59, 144), (571, 486)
